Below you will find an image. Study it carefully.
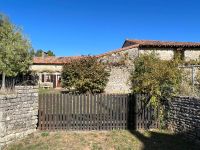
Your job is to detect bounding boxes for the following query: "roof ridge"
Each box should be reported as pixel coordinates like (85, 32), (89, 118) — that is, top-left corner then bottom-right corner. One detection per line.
(126, 39), (200, 44)
(97, 44), (139, 57)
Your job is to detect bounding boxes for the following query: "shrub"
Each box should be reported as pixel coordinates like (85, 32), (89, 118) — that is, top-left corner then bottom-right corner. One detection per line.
(61, 56), (110, 93)
(130, 52), (182, 106)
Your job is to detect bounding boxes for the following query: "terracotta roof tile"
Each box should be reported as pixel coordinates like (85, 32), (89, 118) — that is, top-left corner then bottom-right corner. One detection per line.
(123, 39), (200, 48)
(33, 56), (83, 64)
(97, 45), (139, 57)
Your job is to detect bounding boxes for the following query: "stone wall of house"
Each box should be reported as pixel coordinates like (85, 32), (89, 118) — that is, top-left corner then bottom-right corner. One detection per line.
(139, 48), (174, 60)
(167, 96), (200, 143)
(30, 64), (63, 73)
(0, 86), (38, 149)
(99, 48), (139, 66)
(184, 49), (200, 61)
(104, 67), (132, 93)
(99, 47), (138, 93)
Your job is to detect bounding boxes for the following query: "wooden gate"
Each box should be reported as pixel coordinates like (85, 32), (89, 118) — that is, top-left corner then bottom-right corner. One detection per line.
(38, 93), (130, 130)
(38, 93), (159, 131)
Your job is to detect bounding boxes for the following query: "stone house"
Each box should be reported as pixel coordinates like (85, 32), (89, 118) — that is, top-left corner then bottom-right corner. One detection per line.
(30, 39), (200, 92)
(30, 56), (81, 88)
(98, 39), (200, 93)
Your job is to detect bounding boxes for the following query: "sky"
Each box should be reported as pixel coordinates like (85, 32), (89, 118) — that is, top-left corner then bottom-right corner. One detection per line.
(0, 0), (200, 56)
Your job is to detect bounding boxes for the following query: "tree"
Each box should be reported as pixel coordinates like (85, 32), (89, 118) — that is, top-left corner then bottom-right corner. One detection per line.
(62, 56), (110, 93)
(130, 52), (182, 106)
(0, 14), (32, 90)
(46, 50), (55, 56)
(34, 49), (43, 57)
(34, 49), (55, 57)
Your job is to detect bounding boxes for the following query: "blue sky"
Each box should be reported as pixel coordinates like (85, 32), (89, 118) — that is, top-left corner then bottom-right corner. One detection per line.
(0, 0), (200, 56)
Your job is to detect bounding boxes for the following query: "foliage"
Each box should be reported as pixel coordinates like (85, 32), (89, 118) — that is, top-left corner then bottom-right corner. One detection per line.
(35, 49), (43, 57)
(61, 56), (110, 93)
(130, 52), (182, 106)
(35, 49), (55, 57)
(194, 70), (200, 95)
(46, 50), (55, 56)
(0, 14), (32, 89)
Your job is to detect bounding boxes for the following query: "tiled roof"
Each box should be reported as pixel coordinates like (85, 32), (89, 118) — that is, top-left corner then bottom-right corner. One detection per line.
(33, 56), (83, 65)
(97, 45), (139, 57)
(33, 39), (200, 64)
(123, 39), (200, 48)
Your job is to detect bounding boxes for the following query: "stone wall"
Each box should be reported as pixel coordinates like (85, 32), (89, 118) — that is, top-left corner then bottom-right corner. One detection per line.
(184, 49), (200, 61)
(99, 47), (137, 93)
(30, 64), (63, 73)
(139, 48), (174, 60)
(0, 86), (38, 149)
(99, 47), (139, 66)
(104, 67), (132, 93)
(167, 96), (200, 142)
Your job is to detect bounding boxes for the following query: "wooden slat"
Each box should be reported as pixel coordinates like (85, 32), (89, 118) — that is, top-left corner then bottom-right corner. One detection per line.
(90, 94), (94, 130)
(103, 94), (106, 130)
(42, 93), (46, 130)
(106, 94), (109, 130)
(72, 94), (76, 130)
(52, 93), (56, 131)
(60, 94), (63, 130)
(56, 94), (59, 130)
(38, 94), (42, 130)
(109, 94), (112, 130)
(93, 94), (97, 130)
(49, 93), (52, 130)
(111, 94), (114, 130)
(75, 94), (79, 130)
(82, 95), (85, 130)
(79, 94), (82, 130)
(113, 94), (116, 130)
(86, 94), (90, 130)
(63, 94), (66, 130)
(99, 94), (102, 130)
(118, 95), (122, 129)
(69, 94), (72, 130)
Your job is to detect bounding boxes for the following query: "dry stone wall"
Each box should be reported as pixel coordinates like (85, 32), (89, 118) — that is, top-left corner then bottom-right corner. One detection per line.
(167, 96), (200, 143)
(0, 86), (38, 149)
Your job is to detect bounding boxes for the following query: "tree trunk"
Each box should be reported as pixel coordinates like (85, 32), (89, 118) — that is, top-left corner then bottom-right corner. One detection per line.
(1, 72), (6, 90)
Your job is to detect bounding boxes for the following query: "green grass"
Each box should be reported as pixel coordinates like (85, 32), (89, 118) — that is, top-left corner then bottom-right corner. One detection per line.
(5, 130), (199, 150)
(38, 88), (61, 94)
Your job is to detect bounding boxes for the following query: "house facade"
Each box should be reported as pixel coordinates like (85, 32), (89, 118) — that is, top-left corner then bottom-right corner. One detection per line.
(30, 39), (200, 92)
(98, 39), (200, 93)
(30, 56), (81, 88)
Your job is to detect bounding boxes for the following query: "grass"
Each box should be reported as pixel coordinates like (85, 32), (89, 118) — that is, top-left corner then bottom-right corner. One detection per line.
(4, 130), (199, 150)
(38, 88), (62, 94)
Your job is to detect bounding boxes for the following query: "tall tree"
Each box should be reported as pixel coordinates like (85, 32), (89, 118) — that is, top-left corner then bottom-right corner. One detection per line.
(0, 14), (32, 90)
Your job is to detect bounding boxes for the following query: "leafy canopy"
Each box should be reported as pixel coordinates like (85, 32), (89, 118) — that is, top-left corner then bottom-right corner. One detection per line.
(0, 14), (32, 76)
(62, 56), (110, 93)
(35, 49), (55, 57)
(130, 52), (182, 106)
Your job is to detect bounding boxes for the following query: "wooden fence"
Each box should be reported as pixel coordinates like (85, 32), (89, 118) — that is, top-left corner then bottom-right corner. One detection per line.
(38, 93), (159, 131)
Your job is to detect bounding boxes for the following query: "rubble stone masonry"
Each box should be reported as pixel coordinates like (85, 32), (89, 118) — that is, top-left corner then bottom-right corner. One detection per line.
(168, 96), (200, 143)
(0, 86), (38, 149)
